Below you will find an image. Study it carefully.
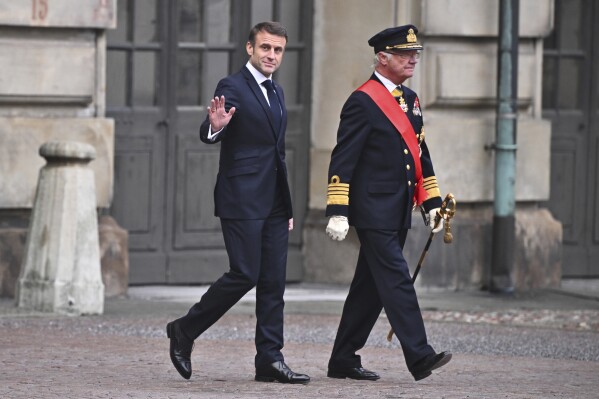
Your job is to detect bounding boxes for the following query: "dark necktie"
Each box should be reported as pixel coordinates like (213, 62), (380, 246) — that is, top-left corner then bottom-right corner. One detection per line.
(262, 80), (282, 132)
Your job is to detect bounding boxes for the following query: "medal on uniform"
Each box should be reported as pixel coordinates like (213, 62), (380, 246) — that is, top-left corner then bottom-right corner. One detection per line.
(399, 96), (408, 113)
(392, 87), (409, 113)
(413, 97), (421, 116)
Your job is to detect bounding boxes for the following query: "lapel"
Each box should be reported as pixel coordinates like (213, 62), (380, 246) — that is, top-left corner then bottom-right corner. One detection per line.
(270, 80), (286, 139)
(241, 67), (283, 140)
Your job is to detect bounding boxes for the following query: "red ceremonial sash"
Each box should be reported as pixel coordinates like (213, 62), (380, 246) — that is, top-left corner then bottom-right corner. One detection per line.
(357, 80), (427, 205)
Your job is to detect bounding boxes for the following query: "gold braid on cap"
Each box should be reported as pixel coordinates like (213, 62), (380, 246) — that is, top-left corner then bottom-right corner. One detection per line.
(327, 175), (349, 206)
(385, 28), (422, 50)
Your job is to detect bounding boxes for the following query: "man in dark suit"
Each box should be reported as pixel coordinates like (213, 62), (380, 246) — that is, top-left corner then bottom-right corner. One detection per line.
(166, 21), (310, 385)
(324, 25), (452, 382)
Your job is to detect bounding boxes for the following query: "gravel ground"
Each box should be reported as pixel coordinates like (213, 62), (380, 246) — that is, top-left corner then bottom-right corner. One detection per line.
(1, 311), (598, 399)
(2, 308), (597, 362)
(1, 288), (599, 399)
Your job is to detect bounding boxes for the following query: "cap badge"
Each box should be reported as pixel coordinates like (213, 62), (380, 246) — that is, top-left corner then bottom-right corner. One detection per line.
(407, 28), (417, 43)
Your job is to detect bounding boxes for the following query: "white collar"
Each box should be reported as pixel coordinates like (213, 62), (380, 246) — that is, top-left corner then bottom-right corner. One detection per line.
(374, 71), (401, 93)
(246, 61), (271, 86)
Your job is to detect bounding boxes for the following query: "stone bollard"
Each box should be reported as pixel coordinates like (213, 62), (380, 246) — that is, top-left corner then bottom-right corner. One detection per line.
(16, 141), (104, 315)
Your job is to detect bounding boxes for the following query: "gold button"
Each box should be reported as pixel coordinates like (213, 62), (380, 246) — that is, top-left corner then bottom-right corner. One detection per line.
(408, 181), (412, 186)
(404, 149), (408, 155)
(406, 164), (411, 170)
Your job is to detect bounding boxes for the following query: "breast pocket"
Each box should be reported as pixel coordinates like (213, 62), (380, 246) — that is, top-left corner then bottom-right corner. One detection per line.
(233, 149), (261, 161)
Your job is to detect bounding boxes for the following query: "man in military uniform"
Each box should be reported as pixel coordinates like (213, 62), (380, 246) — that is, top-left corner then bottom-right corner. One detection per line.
(324, 25), (452, 382)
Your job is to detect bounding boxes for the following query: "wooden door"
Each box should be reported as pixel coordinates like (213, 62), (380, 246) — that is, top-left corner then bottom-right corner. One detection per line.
(542, 0), (599, 276)
(107, 0), (312, 283)
(106, 0), (169, 283)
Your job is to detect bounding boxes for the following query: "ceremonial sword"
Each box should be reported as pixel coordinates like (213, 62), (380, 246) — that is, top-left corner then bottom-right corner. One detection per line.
(386, 193), (457, 342)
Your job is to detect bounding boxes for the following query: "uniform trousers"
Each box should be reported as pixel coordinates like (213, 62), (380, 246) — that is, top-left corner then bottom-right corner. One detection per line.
(178, 193), (289, 368)
(328, 228), (435, 371)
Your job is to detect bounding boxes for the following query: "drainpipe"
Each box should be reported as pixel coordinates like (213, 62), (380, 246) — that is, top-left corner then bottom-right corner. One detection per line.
(490, 0), (518, 293)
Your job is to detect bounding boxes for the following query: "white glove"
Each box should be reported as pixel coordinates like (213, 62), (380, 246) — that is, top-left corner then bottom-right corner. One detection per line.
(427, 208), (444, 234)
(326, 216), (349, 241)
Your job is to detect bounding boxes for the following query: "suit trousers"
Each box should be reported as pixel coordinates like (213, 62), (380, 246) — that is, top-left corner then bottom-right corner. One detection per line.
(178, 210), (289, 368)
(328, 228), (434, 371)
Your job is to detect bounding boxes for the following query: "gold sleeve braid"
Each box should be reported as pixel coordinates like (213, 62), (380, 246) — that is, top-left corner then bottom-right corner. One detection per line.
(327, 175), (349, 205)
(423, 176), (441, 199)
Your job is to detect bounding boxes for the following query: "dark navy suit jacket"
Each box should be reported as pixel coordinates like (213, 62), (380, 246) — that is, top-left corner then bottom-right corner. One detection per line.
(200, 66), (292, 220)
(326, 74), (442, 230)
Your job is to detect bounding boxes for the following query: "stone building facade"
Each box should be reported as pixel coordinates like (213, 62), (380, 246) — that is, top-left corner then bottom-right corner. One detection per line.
(305, 0), (562, 291)
(0, 0), (125, 297)
(1, 0), (596, 299)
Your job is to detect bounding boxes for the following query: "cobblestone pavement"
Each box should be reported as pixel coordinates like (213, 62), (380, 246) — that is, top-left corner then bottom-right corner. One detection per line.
(1, 287), (599, 398)
(421, 308), (599, 332)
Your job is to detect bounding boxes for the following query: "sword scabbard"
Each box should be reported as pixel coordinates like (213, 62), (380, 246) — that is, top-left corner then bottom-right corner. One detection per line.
(387, 193), (457, 342)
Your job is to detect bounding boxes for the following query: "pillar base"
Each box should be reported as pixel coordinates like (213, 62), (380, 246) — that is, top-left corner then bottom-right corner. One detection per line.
(16, 279), (104, 315)
(16, 141), (105, 314)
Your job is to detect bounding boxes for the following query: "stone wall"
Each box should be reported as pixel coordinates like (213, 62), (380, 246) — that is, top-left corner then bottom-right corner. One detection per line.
(306, 0), (561, 291)
(0, 1), (115, 208)
(0, 216), (128, 299)
(0, 1), (125, 299)
(304, 205), (562, 292)
(0, 118), (114, 208)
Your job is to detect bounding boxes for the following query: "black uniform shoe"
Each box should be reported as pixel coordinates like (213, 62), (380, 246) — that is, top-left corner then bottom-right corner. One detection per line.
(166, 320), (194, 380)
(255, 361), (311, 384)
(327, 366), (380, 380)
(411, 351), (452, 381)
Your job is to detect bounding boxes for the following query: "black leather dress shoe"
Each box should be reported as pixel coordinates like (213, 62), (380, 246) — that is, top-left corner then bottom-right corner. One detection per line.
(411, 351), (452, 381)
(255, 361), (311, 384)
(327, 367), (380, 381)
(166, 320), (194, 380)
